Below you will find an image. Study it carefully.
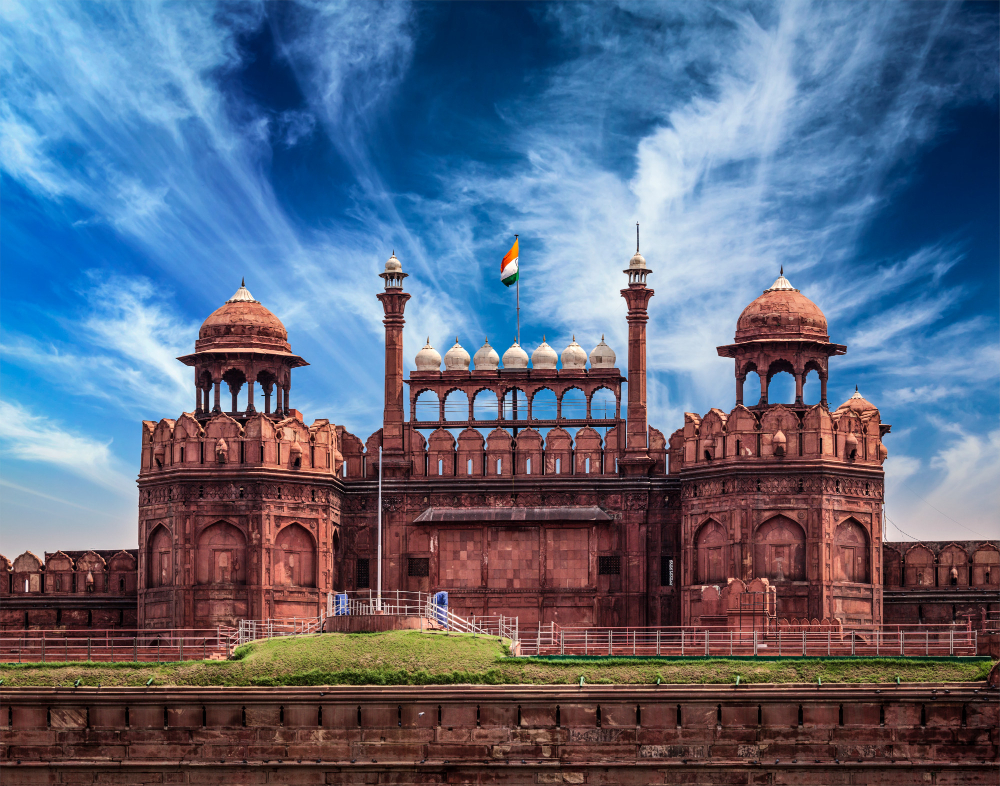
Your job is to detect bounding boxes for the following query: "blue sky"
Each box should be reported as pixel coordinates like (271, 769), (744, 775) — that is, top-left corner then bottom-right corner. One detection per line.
(1, 1), (997, 557)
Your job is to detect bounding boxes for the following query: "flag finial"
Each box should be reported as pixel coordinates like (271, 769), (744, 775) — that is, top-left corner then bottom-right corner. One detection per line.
(636, 222), (640, 253)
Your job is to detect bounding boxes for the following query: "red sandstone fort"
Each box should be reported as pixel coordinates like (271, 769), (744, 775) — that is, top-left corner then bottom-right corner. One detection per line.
(1, 246), (997, 634)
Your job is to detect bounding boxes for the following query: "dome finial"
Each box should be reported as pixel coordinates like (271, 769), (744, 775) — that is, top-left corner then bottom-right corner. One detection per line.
(241, 276), (245, 287)
(780, 265), (783, 276)
(636, 221), (640, 253)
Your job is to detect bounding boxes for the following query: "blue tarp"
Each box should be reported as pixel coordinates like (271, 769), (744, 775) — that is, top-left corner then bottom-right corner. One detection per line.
(433, 591), (448, 628)
(334, 593), (349, 616)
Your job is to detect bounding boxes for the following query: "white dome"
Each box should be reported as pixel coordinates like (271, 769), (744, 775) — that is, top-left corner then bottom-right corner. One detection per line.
(628, 250), (646, 269)
(502, 341), (529, 369)
(473, 337), (500, 370)
(384, 251), (402, 273)
(561, 336), (588, 369)
(443, 338), (470, 371)
(415, 337), (441, 372)
(589, 335), (616, 368)
(531, 337), (558, 369)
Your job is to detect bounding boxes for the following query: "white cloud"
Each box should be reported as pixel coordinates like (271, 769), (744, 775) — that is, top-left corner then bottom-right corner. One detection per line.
(0, 400), (132, 494)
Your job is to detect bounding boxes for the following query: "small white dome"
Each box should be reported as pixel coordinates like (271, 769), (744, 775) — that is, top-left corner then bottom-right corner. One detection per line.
(384, 251), (402, 273)
(473, 337), (500, 370)
(589, 335), (616, 368)
(443, 338), (470, 371)
(531, 336), (558, 369)
(502, 341), (529, 369)
(415, 337), (441, 372)
(764, 265), (796, 292)
(628, 250), (646, 269)
(561, 336), (588, 369)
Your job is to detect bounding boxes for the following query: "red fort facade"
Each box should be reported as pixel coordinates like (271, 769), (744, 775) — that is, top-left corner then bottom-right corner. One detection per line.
(1, 248), (997, 631)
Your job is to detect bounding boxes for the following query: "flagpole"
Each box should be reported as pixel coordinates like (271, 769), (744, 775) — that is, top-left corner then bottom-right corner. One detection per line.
(515, 234), (520, 347)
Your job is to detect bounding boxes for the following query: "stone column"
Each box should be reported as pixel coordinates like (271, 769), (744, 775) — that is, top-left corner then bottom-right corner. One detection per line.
(377, 259), (412, 478)
(795, 372), (804, 405)
(246, 378), (256, 413)
(213, 379), (222, 413)
(619, 261), (655, 476)
(820, 374), (828, 407)
(759, 373), (768, 407)
(736, 374), (745, 406)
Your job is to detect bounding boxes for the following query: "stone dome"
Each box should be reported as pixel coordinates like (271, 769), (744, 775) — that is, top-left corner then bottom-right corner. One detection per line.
(735, 270), (829, 343)
(415, 337), (441, 372)
(531, 337), (558, 369)
(836, 387), (878, 415)
(561, 336), (588, 369)
(195, 281), (291, 353)
(443, 338), (471, 371)
(502, 341), (529, 369)
(589, 335), (616, 368)
(384, 251), (402, 273)
(628, 250), (647, 269)
(473, 338), (500, 370)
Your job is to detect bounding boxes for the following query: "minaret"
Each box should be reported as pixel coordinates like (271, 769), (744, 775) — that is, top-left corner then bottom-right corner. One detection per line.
(619, 224), (655, 475)
(376, 251), (411, 477)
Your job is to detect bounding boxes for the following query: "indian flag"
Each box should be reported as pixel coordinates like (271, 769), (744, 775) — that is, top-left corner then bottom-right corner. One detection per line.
(501, 237), (519, 287)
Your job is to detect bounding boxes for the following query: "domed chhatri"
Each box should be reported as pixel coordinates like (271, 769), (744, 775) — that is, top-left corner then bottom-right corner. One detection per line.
(589, 335), (616, 368)
(836, 386), (878, 415)
(195, 280), (291, 354)
(531, 336), (558, 369)
(735, 268), (829, 343)
(384, 250), (402, 273)
(502, 341), (529, 369)
(561, 336), (588, 369)
(443, 338), (471, 371)
(415, 337), (441, 372)
(473, 338), (500, 370)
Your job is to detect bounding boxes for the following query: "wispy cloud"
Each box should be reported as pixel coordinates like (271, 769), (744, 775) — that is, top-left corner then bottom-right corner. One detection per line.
(0, 400), (132, 493)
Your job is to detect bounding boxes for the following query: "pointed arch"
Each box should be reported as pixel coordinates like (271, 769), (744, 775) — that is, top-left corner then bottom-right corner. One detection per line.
(833, 518), (869, 583)
(196, 521), (247, 585)
(147, 525), (172, 588)
(753, 516), (805, 581)
(694, 519), (728, 584)
(274, 523), (316, 588)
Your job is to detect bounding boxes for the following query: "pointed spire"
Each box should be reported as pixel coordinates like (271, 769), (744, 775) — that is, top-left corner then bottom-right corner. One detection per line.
(636, 222), (640, 253)
(241, 276), (245, 287)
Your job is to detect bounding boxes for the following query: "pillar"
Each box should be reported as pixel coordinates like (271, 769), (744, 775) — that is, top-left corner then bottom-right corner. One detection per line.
(213, 379), (221, 413)
(794, 372), (804, 405)
(759, 373), (768, 407)
(246, 378), (256, 413)
(736, 375), (745, 406)
(820, 374), (828, 407)
(619, 261), (655, 476)
(285, 379), (291, 413)
(377, 269), (412, 477)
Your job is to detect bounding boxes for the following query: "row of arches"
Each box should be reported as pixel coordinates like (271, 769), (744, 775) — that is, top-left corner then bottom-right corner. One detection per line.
(192, 366), (293, 417)
(694, 517), (870, 585)
(0, 551), (136, 595)
(413, 386), (619, 423)
(883, 543), (999, 588)
(737, 361), (827, 407)
(146, 521), (317, 589)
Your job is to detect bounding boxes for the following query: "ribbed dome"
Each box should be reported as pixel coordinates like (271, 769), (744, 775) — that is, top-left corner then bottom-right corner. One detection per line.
(415, 337), (441, 372)
(561, 336), (588, 369)
(589, 335), (616, 368)
(443, 338), (471, 371)
(502, 341), (529, 369)
(196, 281), (291, 353)
(473, 338), (500, 370)
(531, 337), (558, 369)
(628, 250), (647, 269)
(735, 269), (828, 343)
(836, 387), (878, 415)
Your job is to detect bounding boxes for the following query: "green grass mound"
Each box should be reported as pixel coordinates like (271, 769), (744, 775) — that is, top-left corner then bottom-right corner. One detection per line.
(0, 630), (992, 688)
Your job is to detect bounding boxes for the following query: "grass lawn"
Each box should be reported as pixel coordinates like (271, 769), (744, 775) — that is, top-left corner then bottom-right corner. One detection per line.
(0, 630), (993, 687)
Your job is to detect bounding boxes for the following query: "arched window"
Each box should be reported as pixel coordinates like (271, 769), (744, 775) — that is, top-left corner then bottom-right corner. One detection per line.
(196, 522), (247, 585)
(147, 526), (172, 588)
(753, 516), (806, 581)
(833, 519), (869, 583)
(274, 524), (316, 588)
(694, 521), (727, 584)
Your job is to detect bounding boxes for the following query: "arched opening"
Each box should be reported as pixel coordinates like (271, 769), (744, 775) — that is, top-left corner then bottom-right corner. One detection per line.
(413, 390), (439, 422)
(590, 387), (617, 418)
(753, 516), (806, 581)
(196, 522), (247, 585)
(531, 388), (557, 420)
(443, 389), (469, 422)
(904, 546), (935, 587)
(473, 389), (499, 421)
(274, 523), (316, 587)
(833, 519), (870, 583)
(256, 370), (278, 415)
(500, 388), (528, 420)
(560, 388), (587, 419)
(803, 363), (822, 406)
(222, 368), (248, 414)
(147, 526), (172, 588)
(741, 363), (762, 406)
(694, 520), (727, 584)
(766, 360), (796, 405)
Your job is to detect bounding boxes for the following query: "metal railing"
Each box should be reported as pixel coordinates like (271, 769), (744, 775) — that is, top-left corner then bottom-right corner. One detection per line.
(517, 622), (978, 657)
(0, 627), (233, 663)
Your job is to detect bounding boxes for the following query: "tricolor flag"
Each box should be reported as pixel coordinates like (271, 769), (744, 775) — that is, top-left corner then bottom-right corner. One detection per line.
(501, 237), (519, 287)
